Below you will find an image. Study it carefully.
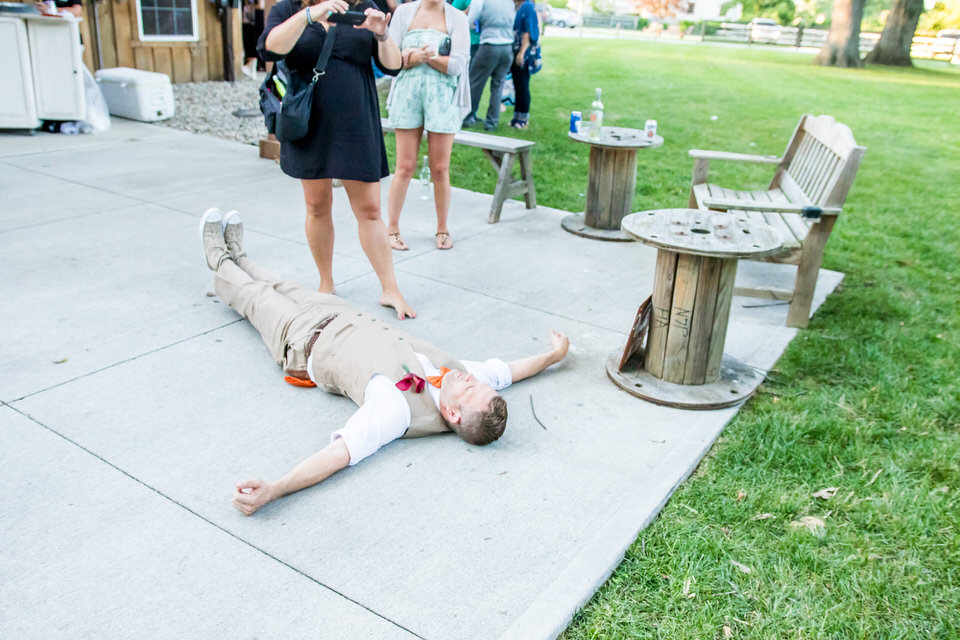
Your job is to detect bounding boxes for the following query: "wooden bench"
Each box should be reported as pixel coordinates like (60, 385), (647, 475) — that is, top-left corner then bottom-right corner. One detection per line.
(688, 114), (866, 328)
(381, 118), (536, 223)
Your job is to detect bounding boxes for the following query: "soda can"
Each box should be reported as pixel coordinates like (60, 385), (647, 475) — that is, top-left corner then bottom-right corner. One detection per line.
(570, 111), (582, 134)
(644, 119), (658, 138)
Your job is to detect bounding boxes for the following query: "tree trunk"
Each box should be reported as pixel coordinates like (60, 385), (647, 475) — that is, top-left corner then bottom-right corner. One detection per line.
(864, 0), (924, 66)
(815, 0), (867, 68)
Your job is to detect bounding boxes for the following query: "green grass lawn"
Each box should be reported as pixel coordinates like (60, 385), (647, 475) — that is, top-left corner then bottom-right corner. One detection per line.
(389, 39), (960, 638)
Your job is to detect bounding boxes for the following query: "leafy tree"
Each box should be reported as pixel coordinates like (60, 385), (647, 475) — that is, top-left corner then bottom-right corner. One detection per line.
(632, 0), (693, 17)
(918, 0), (960, 33)
(723, 0), (796, 23)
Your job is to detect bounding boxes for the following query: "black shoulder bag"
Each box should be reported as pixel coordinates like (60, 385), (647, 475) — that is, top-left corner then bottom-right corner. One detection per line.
(259, 23), (338, 143)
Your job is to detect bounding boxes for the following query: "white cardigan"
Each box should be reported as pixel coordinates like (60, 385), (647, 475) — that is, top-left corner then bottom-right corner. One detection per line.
(386, 1), (472, 121)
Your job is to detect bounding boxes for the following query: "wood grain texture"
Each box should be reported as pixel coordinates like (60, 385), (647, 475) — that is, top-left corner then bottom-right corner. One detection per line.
(205, 2), (223, 80)
(687, 113), (866, 326)
(518, 150), (536, 209)
(661, 252), (701, 384)
(644, 250), (678, 378)
(684, 255), (722, 384)
(622, 209), (783, 259)
(114, 0), (135, 68)
(488, 152), (516, 224)
(705, 258), (738, 381)
(153, 46), (173, 78)
(172, 47), (192, 83)
(98, 0), (118, 69)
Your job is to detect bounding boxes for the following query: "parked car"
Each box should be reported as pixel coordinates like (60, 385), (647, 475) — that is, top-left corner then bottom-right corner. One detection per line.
(547, 8), (581, 28)
(749, 17), (780, 44)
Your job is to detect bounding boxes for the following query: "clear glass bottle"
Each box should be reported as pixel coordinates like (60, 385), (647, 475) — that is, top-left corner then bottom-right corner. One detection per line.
(589, 88), (604, 140)
(419, 155), (432, 200)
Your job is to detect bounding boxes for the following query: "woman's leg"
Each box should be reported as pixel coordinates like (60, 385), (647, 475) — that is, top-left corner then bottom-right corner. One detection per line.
(426, 131), (455, 248)
(300, 179), (336, 294)
(386, 128), (423, 250)
(341, 179), (416, 319)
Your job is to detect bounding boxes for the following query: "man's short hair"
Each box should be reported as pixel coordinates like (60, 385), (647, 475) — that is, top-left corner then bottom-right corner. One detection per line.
(457, 395), (508, 446)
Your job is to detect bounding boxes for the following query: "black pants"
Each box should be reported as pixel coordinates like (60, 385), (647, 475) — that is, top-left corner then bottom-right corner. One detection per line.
(510, 63), (531, 117)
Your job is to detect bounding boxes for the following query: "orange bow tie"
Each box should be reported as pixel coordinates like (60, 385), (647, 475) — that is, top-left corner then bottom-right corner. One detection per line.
(426, 367), (450, 389)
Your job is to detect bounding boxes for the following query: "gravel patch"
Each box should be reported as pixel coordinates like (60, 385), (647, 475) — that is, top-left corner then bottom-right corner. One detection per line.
(157, 76), (267, 146)
(157, 75), (392, 146)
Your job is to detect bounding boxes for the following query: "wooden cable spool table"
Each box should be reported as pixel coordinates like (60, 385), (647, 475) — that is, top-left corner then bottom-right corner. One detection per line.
(561, 127), (663, 242)
(607, 208), (783, 409)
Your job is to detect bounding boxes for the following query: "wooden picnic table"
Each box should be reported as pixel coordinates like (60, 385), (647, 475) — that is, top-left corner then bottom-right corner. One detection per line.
(606, 208), (782, 409)
(561, 126), (663, 242)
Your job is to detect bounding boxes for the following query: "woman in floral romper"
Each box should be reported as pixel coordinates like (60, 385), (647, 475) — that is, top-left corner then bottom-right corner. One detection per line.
(385, 0), (470, 251)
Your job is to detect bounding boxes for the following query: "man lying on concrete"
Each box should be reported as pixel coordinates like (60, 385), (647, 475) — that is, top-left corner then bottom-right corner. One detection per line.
(198, 208), (570, 516)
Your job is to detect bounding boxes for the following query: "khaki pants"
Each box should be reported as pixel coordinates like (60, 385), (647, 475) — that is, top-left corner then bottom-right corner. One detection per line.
(214, 257), (355, 374)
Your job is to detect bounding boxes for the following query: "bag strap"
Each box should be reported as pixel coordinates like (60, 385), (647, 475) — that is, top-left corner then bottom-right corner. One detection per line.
(310, 23), (338, 83)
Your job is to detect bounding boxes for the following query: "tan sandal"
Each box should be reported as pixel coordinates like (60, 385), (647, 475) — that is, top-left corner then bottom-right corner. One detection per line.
(388, 232), (409, 251)
(435, 232), (453, 250)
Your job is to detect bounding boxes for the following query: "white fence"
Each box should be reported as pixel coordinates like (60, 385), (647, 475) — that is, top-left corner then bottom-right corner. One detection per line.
(707, 22), (960, 60)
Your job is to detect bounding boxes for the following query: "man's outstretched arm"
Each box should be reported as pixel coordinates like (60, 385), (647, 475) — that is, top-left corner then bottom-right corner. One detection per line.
(507, 330), (569, 383)
(232, 439), (350, 516)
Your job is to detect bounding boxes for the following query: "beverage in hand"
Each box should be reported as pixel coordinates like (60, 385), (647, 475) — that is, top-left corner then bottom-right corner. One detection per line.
(589, 88), (604, 140)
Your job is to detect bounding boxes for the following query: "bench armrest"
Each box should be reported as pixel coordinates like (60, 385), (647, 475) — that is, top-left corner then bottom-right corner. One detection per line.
(701, 198), (842, 217)
(688, 149), (782, 164)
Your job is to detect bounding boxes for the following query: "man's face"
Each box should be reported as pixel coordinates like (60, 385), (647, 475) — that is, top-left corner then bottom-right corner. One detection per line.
(439, 370), (497, 417)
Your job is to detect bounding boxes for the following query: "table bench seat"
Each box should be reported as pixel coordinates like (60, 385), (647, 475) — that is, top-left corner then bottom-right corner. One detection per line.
(380, 119), (536, 223)
(688, 114), (866, 327)
(691, 183), (811, 263)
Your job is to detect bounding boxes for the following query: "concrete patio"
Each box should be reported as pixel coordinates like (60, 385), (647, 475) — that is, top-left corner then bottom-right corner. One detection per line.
(0, 120), (841, 639)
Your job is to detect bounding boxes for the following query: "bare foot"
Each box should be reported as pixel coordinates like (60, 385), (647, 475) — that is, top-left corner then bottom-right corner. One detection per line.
(380, 291), (417, 319)
(318, 281), (335, 294)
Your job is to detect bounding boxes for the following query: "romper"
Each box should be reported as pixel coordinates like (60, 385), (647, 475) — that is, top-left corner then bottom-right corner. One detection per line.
(388, 29), (461, 134)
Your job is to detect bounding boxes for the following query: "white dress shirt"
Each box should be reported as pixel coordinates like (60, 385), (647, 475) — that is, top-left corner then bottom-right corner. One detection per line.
(321, 353), (512, 465)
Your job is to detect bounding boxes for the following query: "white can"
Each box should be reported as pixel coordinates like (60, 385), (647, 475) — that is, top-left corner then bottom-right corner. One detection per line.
(644, 119), (657, 138)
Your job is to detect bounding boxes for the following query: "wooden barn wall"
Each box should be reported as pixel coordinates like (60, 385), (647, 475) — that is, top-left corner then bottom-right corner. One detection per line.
(16, 0), (242, 82)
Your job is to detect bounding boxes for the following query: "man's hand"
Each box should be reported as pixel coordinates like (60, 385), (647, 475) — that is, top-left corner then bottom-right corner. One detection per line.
(548, 329), (569, 364)
(232, 479), (275, 516)
(507, 329), (571, 383)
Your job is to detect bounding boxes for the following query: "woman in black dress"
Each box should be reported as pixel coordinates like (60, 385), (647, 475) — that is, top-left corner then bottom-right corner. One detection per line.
(259, 0), (415, 319)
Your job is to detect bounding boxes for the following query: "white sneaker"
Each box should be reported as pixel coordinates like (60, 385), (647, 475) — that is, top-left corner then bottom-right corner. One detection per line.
(222, 210), (245, 261)
(199, 207), (227, 271)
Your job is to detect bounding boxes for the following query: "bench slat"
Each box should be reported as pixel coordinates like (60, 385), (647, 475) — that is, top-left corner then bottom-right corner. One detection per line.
(782, 212), (812, 244)
(454, 131), (535, 152)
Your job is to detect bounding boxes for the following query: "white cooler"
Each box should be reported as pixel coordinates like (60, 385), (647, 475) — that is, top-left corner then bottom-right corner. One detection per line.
(95, 67), (174, 121)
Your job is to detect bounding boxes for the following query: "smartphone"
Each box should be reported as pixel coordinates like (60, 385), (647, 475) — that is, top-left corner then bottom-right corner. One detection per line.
(437, 36), (451, 56)
(328, 10), (366, 25)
